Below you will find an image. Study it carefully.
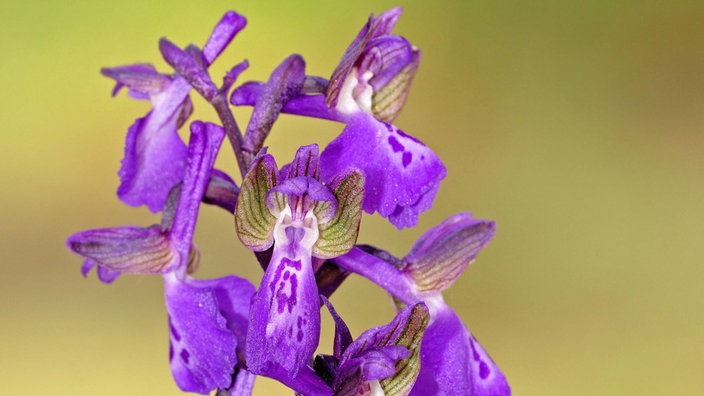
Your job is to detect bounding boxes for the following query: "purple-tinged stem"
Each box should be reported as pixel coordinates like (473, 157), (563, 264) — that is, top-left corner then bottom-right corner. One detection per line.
(211, 93), (248, 177)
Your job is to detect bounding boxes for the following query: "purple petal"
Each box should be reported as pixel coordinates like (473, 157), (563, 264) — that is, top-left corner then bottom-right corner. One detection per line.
(96, 265), (121, 283)
(269, 177), (336, 206)
(111, 12), (244, 211)
(67, 225), (177, 274)
(101, 64), (172, 99)
(80, 260), (121, 283)
(321, 297), (353, 359)
(326, 7), (403, 108)
(202, 11), (247, 65)
(169, 121), (226, 257)
(231, 82), (346, 122)
(117, 78), (192, 212)
(284, 144), (321, 179)
(203, 168), (240, 214)
(410, 304), (510, 396)
(221, 368), (256, 396)
(165, 273), (254, 394)
(245, 228), (320, 381)
(320, 113), (446, 228)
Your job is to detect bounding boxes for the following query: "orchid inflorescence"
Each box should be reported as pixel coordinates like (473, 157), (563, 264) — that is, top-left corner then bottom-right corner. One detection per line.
(66, 7), (510, 396)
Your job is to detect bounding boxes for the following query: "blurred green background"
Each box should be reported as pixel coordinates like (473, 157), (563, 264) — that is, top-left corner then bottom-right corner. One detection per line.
(2, 0), (703, 394)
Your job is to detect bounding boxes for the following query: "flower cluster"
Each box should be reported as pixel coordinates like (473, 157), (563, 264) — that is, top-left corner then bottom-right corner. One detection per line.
(67, 7), (510, 396)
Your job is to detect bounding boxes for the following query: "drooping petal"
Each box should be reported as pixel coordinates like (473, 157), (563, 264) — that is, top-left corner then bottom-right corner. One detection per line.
(221, 60), (250, 95)
(112, 11), (244, 212)
(320, 112), (445, 228)
(203, 169), (240, 213)
(217, 368), (256, 396)
(326, 7), (403, 109)
(245, 209), (321, 382)
(403, 213), (496, 295)
(80, 260), (121, 283)
(164, 272), (256, 394)
(283, 144), (320, 180)
(280, 366), (333, 396)
(410, 303), (510, 396)
(116, 78), (192, 212)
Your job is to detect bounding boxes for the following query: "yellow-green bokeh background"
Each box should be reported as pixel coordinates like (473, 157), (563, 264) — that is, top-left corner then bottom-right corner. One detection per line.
(2, 1), (703, 394)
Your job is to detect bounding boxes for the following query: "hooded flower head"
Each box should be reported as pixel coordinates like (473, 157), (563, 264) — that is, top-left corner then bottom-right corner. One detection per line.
(67, 122), (256, 394)
(325, 7), (419, 123)
(320, 299), (430, 396)
(235, 145), (364, 382)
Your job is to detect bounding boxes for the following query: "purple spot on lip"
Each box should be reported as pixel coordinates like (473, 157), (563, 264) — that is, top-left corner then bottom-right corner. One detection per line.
(297, 330), (304, 342)
(282, 257), (302, 270)
(402, 152), (412, 168)
(275, 271), (298, 314)
(384, 123), (394, 133)
(388, 136), (404, 152)
(169, 342), (174, 362)
(168, 316), (180, 341)
(270, 261), (285, 293)
(396, 128), (424, 145)
(180, 348), (190, 365)
(479, 361), (490, 379)
(470, 337), (480, 361)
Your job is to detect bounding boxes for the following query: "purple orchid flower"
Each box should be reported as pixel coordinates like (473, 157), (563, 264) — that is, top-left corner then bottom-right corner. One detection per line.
(103, 11), (246, 212)
(231, 8), (445, 229)
(266, 298), (430, 396)
(318, 299), (430, 396)
(332, 213), (511, 395)
(234, 145), (364, 385)
(67, 122), (256, 395)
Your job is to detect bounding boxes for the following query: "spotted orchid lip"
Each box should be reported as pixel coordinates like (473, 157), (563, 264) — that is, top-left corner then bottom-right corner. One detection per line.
(245, 206), (321, 381)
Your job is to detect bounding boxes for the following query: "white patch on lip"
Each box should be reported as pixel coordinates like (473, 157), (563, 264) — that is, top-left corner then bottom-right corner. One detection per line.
(335, 68), (374, 116)
(368, 380), (386, 396)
